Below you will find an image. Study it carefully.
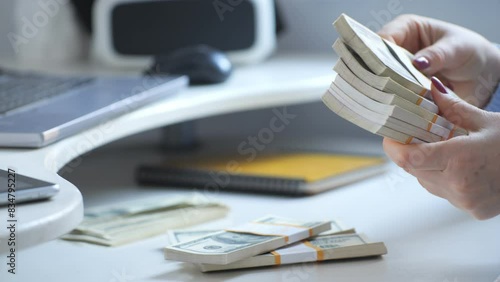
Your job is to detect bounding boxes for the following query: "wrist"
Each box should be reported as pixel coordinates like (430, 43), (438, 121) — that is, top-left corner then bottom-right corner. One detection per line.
(478, 42), (500, 108)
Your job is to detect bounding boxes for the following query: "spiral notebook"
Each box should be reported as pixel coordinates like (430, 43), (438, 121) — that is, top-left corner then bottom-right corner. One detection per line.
(136, 152), (387, 196)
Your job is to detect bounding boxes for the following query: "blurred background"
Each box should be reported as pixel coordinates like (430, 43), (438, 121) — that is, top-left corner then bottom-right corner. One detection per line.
(0, 0), (499, 147)
(2, 0), (500, 56)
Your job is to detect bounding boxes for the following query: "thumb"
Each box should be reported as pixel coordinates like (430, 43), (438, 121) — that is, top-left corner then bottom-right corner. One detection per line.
(413, 38), (457, 75)
(431, 76), (485, 131)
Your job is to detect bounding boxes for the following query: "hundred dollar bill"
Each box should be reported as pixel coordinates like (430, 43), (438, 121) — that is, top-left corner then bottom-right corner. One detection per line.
(62, 194), (228, 246)
(164, 215), (331, 265)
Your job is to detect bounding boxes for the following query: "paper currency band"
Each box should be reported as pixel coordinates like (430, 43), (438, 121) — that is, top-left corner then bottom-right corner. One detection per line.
(271, 241), (324, 265)
(431, 115), (438, 123)
(419, 89), (428, 97)
(426, 122), (433, 132)
(425, 123), (446, 141)
(447, 126), (457, 140)
(405, 136), (413, 144)
(254, 221), (314, 237)
(271, 251), (281, 265)
(225, 222), (314, 243)
(416, 97), (423, 106)
(303, 241), (325, 261)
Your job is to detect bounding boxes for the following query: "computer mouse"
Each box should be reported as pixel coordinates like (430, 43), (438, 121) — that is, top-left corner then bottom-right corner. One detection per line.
(148, 45), (233, 85)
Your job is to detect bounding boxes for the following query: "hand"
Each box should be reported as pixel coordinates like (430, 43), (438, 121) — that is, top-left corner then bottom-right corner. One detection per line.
(383, 77), (500, 220)
(378, 14), (500, 108)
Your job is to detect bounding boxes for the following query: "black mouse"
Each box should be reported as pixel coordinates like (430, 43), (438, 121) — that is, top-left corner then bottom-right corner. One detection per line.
(148, 45), (232, 85)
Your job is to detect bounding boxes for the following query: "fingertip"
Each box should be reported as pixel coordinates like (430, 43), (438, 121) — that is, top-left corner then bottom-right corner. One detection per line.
(413, 56), (430, 70)
(431, 76), (448, 94)
(430, 76), (449, 107)
(414, 45), (448, 75)
(383, 137), (406, 155)
(382, 137), (393, 153)
(378, 33), (396, 43)
(382, 137), (397, 159)
(429, 76), (481, 130)
(382, 137), (397, 147)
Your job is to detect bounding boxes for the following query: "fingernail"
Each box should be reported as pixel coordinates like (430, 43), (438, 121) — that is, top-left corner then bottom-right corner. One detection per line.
(413, 57), (430, 70)
(431, 76), (448, 94)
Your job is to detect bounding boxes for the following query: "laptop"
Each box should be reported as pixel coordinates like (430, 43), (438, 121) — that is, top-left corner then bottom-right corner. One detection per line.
(0, 70), (188, 147)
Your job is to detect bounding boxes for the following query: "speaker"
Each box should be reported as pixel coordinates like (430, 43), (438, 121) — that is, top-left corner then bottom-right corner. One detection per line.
(92, 0), (276, 67)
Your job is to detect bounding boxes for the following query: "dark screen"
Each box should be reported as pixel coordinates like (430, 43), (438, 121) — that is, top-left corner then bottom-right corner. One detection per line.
(112, 0), (256, 55)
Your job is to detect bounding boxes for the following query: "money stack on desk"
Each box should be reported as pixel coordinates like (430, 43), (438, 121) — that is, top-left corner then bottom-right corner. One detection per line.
(322, 14), (468, 144)
(62, 194), (229, 246)
(164, 215), (387, 272)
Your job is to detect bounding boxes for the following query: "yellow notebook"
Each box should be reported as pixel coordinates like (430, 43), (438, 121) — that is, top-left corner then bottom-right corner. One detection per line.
(137, 152), (387, 195)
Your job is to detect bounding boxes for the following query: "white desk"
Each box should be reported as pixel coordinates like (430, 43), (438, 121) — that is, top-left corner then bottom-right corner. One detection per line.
(1, 54), (499, 282)
(2, 140), (499, 282)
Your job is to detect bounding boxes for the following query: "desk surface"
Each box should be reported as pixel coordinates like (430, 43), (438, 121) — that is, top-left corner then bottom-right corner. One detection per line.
(0, 54), (335, 252)
(2, 141), (499, 282)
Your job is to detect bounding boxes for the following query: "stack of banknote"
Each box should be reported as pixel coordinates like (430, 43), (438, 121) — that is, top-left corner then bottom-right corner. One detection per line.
(164, 215), (387, 272)
(61, 194), (228, 246)
(322, 14), (468, 144)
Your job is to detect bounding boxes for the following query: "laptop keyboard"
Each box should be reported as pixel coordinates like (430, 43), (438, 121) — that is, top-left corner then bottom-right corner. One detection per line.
(0, 75), (93, 115)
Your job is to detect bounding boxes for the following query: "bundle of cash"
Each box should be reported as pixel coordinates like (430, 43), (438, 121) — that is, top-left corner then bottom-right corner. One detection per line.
(322, 14), (468, 144)
(61, 194), (228, 246)
(164, 215), (331, 264)
(167, 220), (354, 245)
(167, 221), (386, 272)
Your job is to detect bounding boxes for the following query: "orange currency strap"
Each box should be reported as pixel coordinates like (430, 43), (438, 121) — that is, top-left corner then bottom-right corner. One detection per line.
(426, 122), (433, 132)
(271, 251), (281, 265)
(419, 89), (428, 97)
(426, 122), (451, 140)
(416, 97), (423, 105)
(447, 126), (457, 140)
(431, 114), (438, 123)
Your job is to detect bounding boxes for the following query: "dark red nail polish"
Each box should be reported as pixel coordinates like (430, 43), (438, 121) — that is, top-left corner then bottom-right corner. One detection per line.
(413, 57), (430, 70)
(431, 77), (448, 94)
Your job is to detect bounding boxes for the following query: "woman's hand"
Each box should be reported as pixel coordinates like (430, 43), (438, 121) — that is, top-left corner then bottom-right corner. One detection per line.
(383, 77), (500, 220)
(378, 14), (500, 108)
